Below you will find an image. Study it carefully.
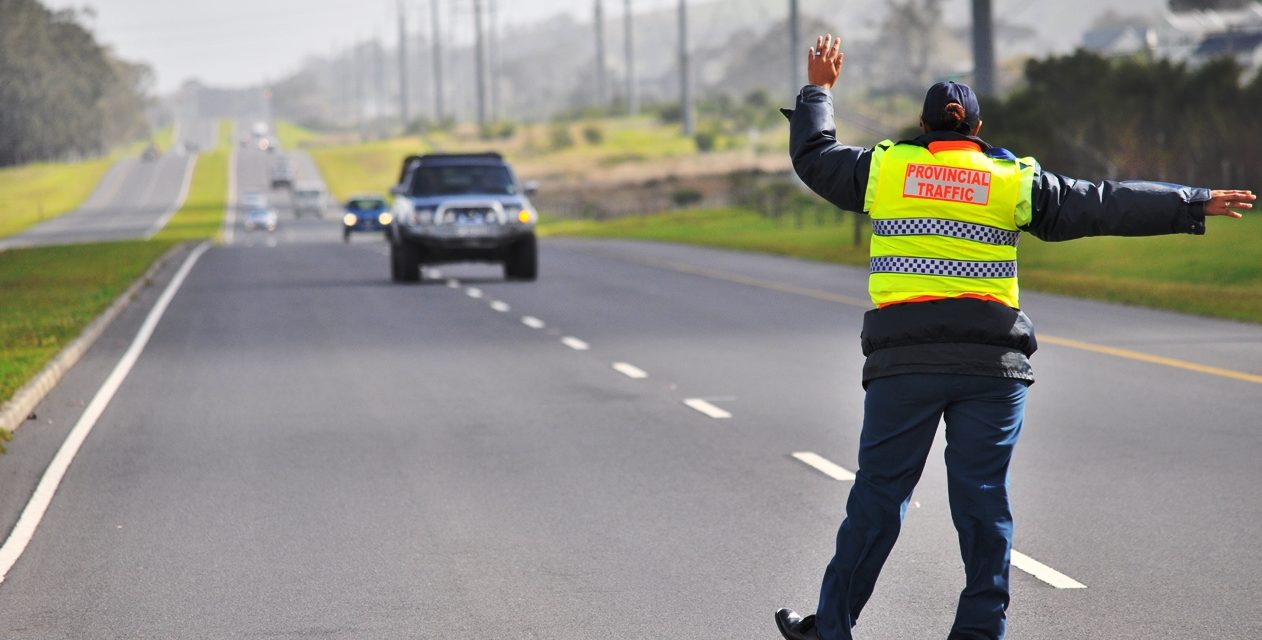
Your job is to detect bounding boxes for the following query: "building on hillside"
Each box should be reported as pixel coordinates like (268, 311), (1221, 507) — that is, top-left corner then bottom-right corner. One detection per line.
(1080, 2), (1262, 75)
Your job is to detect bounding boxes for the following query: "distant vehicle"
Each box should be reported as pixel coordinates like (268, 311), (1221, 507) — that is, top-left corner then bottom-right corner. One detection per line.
(292, 182), (327, 218)
(182, 141), (200, 154)
(387, 152), (538, 282)
(258, 137), (273, 152)
(240, 191), (268, 210)
(251, 121), (269, 138)
(270, 162), (293, 190)
(341, 194), (391, 242)
(243, 207), (278, 232)
(141, 143), (160, 162)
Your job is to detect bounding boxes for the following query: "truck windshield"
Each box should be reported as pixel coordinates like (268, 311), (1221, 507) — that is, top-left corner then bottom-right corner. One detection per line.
(410, 165), (515, 196)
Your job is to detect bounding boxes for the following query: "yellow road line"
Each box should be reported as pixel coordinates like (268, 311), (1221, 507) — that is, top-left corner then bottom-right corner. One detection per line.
(1037, 335), (1262, 385)
(594, 250), (1262, 386)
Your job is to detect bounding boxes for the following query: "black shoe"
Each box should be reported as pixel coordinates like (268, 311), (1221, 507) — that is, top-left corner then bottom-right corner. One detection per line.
(775, 608), (821, 640)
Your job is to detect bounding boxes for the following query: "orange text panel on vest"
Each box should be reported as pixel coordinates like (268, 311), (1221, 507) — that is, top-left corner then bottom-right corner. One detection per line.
(902, 164), (992, 206)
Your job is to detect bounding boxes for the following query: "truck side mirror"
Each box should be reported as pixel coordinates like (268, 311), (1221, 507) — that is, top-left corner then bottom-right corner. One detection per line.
(523, 180), (539, 196)
(389, 185), (406, 197)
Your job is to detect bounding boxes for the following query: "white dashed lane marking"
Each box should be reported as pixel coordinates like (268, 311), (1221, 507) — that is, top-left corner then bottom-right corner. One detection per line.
(612, 362), (648, 379)
(490, 300), (510, 313)
(792, 451), (856, 481)
(1011, 550), (1087, 589)
(683, 398), (731, 419)
(466, 287), (483, 299)
(522, 316), (545, 329)
(789, 452), (1086, 589)
(561, 337), (590, 351)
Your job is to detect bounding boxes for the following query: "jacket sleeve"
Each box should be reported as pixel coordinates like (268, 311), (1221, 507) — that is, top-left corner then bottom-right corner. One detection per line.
(1022, 169), (1210, 241)
(784, 85), (871, 213)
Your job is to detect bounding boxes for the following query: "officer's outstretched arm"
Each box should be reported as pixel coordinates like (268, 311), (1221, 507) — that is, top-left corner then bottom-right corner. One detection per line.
(1022, 170), (1253, 242)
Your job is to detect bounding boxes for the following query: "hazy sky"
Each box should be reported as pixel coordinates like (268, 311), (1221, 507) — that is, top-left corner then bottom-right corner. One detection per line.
(48, 0), (1167, 94)
(47, 0), (685, 93)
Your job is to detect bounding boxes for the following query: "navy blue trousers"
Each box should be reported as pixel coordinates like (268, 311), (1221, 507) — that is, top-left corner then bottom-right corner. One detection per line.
(815, 373), (1028, 640)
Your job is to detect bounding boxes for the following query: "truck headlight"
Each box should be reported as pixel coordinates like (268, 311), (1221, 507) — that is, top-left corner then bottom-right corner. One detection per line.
(516, 209), (535, 224)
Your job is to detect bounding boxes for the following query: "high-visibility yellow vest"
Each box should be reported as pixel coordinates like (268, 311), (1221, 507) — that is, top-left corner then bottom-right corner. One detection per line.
(863, 139), (1038, 309)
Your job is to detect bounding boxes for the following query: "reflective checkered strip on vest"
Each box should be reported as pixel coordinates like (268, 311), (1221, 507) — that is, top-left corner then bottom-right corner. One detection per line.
(862, 140), (1039, 309)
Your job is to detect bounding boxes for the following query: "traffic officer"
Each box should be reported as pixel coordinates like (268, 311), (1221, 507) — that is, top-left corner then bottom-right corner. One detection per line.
(774, 34), (1255, 640)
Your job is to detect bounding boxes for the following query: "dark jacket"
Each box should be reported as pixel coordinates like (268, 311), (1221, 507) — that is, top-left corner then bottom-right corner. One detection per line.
(785, 85), (1211, 386)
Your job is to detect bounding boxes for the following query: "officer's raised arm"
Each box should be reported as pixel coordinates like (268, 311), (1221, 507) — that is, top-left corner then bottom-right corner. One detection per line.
(784, 34), (870, 214)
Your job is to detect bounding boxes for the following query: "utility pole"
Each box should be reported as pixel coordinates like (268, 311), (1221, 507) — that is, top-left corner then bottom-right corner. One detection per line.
(678, 0), (694, 135)
(489, 0), (500, 119)
(789, 0), (801, 93)
(971, 0), (995, 96)
(473, 0), (488, 126)
(374, 34), (386, 121)
(431, 0), (445, 122)
(354, 40), (364, 134)
(624, 0), (637, 115)
(397, 0), (410, 128)
(595, 0), (608, 107)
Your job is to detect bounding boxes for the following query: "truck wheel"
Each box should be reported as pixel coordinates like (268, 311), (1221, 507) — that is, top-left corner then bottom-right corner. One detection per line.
(504, 235), (538, 281)
(391, 242), (420, 283)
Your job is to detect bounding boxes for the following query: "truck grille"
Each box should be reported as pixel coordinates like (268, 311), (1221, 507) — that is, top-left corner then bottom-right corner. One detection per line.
(441, 207), (497, 225)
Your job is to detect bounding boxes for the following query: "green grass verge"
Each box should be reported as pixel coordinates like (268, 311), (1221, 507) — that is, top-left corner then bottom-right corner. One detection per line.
(151, 146), (229, 243)
(0, 240), (176, 404)
(275, 120), (323, 149)
(308, 136), (429, 202)
(541, 208), (1262, 324)
(0, 120), (230, 426)
(0, 156), (117, 238)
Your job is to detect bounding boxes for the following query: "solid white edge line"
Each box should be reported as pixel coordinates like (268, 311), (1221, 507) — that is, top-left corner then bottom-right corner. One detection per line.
(490, 301), (510, 312)
(1010, 550), (1087, 589)
(466, 287), (483, 298)
(791, 452), (856, 482)
(611, 362), (648, 379)
(683, 398), (731, 419)
(143, 154), (198, 239)
(521, 316), (545, 329)
(0, 242), (211, 585)
(561, 337), (590, 351)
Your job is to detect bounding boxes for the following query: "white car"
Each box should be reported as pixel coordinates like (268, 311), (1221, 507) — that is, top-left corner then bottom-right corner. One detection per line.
(244, 207), (278, 232)
(293, 182), (327, 218)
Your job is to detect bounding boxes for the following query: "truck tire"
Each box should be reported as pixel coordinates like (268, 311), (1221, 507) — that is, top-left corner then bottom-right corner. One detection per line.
(504, 235), (538, 281)
(391, 241), (420, 283)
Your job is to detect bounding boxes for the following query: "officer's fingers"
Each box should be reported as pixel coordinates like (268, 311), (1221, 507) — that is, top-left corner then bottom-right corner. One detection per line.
(833, 51), (845, 73)
(822, 34), (833, 58)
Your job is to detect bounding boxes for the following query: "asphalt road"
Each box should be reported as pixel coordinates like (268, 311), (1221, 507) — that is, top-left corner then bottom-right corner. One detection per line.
(0, 117), (220, 252)
(0, 142), (1259, 639)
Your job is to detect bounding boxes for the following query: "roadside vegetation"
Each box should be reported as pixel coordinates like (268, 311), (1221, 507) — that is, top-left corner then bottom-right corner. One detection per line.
(0, 122), (230, 430)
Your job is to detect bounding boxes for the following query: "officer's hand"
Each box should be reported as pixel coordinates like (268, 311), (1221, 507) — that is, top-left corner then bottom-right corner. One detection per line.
(1204, 189), (1256, 218)
(807, 34), (843, 90)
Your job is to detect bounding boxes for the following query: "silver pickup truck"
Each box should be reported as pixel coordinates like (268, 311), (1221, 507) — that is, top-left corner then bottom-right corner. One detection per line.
(387, 152), (538, 283)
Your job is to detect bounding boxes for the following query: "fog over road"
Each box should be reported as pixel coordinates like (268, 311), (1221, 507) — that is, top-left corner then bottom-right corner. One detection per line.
(0, 134), (1259, 639)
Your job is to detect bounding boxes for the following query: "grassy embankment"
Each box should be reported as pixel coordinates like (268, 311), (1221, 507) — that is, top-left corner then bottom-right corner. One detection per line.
(0, 122), (230, 430)
(542, 208), (1262, 324)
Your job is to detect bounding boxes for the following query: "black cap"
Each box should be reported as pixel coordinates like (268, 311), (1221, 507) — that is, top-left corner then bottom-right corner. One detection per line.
(921, 81), (981, 132)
